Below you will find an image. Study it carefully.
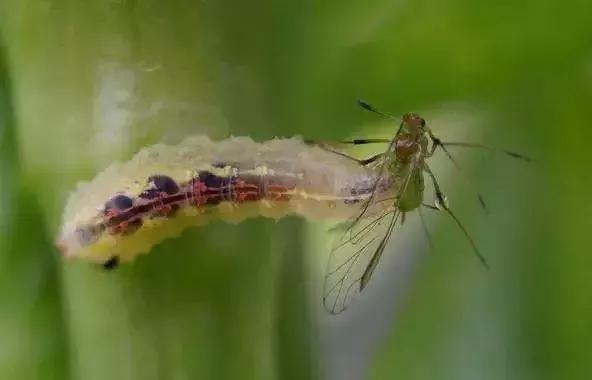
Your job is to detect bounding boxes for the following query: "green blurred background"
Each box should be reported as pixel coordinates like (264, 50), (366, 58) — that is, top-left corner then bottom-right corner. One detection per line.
(1, 1), (591, 379)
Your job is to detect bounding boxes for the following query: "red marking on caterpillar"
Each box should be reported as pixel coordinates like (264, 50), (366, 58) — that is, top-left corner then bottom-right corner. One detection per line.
(100, 171), (295, 237)
(56, 136), (380, 266)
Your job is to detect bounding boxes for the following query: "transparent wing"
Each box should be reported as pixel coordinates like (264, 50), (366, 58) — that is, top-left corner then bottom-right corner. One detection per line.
(322, 148), (418, 314)
(322, 202), (402, 314)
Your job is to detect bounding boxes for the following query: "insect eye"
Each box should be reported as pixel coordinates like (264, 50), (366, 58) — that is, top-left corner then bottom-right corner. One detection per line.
(105, 194), (133, 212)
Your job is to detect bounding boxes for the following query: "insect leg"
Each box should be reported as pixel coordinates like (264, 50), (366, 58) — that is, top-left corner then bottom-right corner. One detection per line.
(421, 202), (439, 211)
(303, 138), (390, 146)
(423, 163), (490, 269)
(304, 140), (370, 165)
(304, 137), (387, 166)
(425, 129), (488, 212)
(359, 153), (384, 166)
(418, 207), (434, 249)
(438, 142), (532, 162)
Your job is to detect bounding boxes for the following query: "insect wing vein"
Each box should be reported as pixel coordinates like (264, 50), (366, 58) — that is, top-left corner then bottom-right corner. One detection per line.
(322, 206), (400, 314)
(323, 150), (420, 314)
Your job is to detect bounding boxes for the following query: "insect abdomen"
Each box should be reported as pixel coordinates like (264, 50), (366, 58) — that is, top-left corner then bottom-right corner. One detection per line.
(397, 166), (424, 212)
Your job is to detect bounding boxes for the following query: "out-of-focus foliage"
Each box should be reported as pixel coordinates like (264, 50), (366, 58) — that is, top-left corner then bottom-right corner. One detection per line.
(0, 1), (591, 379)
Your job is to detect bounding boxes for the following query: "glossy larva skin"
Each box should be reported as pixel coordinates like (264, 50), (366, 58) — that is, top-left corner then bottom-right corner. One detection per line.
(56, 136), (391, 264)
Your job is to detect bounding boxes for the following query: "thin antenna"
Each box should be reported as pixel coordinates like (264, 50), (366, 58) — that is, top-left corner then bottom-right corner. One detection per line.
(441, 142), (532, 162)
(358, 99), (398, 120)
(358, 99), (405, 140)
(429, 134), (489, 212)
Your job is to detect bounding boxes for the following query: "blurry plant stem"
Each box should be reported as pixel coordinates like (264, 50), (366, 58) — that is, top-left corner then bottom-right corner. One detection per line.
(0, 42), (70, 379)
(1, 1), (317, 379)
(275, 219), (319, 380)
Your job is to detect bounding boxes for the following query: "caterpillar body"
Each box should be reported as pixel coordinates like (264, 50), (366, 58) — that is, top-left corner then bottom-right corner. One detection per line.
(56, 136), (394, 265)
